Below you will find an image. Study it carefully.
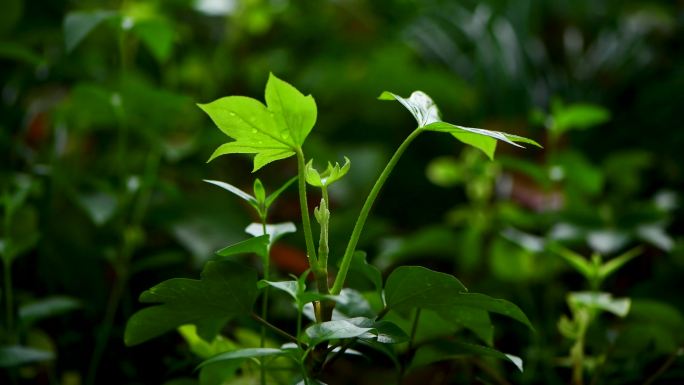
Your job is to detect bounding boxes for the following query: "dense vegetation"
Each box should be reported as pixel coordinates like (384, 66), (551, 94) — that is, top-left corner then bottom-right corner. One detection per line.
(1, 1), (683, 384)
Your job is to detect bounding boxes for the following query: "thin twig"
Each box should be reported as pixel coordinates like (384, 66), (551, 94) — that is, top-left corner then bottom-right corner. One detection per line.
(251, 313), (299, 344)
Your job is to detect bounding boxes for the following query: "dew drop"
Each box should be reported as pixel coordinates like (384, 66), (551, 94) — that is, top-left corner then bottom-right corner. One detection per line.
(251, 129), (258, 134)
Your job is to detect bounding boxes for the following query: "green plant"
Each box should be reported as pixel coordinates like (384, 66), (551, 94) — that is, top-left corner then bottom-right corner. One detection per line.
(123, 74), (540, 384)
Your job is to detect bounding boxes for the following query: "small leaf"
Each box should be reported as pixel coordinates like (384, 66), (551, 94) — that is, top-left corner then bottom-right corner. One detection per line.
(64, 10), (118, 52)
(411, 341), (523, 372)
(215, 235), (269, 259)
(19, 296), (80, 325)
(197, 348), (287, 369)
(265, 176), (296, 208)
(549, 244), (594, 280)
(132, 18), (174, 62)
(384, 266), (467, 314)
(124, 261), (257, 346)
(599, 246), (642, 280)
(305, 319), (374, 346)
(305, 157), (351, 187)
(203, 180), (257, 206)
(346, 317), (409, 344)
(551, 103), (610, 134)
(76, 191), (118, 226)
(245, 222), (296, 245)
(253, 179), (266, 206)
(568, 292), (631, 317)
(0, 346), (54, 367)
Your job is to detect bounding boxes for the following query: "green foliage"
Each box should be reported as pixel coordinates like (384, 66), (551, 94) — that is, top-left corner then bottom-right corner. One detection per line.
(200, 73), (316, 171)
(124, 261), (257, 346)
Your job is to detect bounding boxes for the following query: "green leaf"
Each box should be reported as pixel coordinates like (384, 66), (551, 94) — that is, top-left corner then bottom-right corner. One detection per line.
(132, 18), (174, 62)
(253, 179), (266, 207)
(215, 235), (269, 259)
(568, 292), (631, 317)
(411, 341), (523, 372)
(245, 222), (296, 245)
(599, 246), (642, 280)
(265, 176), (297, 208)
(0, 345), (54, 367)
(18, 296), (80, 325)
(447, 293), (533, 330)
(201, 74), (316, 171)
(551, 103), (610, 134)
(177, 325), (237, 359)
(549, 244), (594, 280)
(435, 307), (494, 346)
(345, 317), (409, 344)
(264, 73), (317, 146)
(305, 319), (374, 346)
(349, 251), (382, 294)
(124, 261), (257, 346)
(379, 91), (440, 127)
(384, 266), (532, 330)
(384, 266), (467, 314)
(203, 180), (257, 206)
(305, 157), (351, 187)
(258, 279), (331, 310)
(64, 10), (117, 52)
(380, 91), (540, 160)
(197, 348), (287, 369)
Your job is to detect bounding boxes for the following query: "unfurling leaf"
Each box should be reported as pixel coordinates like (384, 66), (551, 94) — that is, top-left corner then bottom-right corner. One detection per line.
(380, 91), (540, 159)
(305, 157), (351, 187)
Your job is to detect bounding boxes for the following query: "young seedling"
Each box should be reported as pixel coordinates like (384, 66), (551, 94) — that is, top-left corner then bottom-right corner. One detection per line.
(125, 74), (540, 383)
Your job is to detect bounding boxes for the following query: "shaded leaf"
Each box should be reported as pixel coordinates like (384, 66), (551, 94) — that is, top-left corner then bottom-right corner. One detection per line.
(349, 251), (382, 294)
(305, 319), (374, 346)
(384, 266), (467, 314)
(197, 348), (287, 369)
(124, 261), (257, 346)
(411, 340), (523, 372)
(133, 18), (174, 62)
(64, 10), (117, 52)
(215, 235), (269, 259)
(0, 345), (54, 367)
(19, 296), (80, 325)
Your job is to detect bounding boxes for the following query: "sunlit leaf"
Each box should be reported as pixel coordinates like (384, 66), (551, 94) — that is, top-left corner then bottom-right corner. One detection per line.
(245, 222), (296, 245)
(215, 235), (269, 259)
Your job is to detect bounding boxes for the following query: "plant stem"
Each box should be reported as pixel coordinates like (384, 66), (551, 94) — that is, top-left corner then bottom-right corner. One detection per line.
(642, 348), (681, 385)
(331, 127), (424, 295)
(260, 219), (269, 385)
(295, 148), (318, 269)
(408, 308), (421, 351)
(251, 313), (299, 344)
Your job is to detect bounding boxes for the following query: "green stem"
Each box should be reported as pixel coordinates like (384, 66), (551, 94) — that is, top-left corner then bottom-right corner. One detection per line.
(295, 148), (318, 269)
(251, 313), (298, 344)
(408, 308), (421, 351)
(331, 127), (424, 295)
(260, 219), (269, 385)
(317, 187), (329, 271)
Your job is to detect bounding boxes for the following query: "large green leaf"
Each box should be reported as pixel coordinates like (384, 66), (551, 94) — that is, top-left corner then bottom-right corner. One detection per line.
(384, 266), (467, 313)
(197, 348), (288, 369)
(215, 235), (269, 259)
(64, 10), (117, 52)
(124, 261), (257, 346)
(305, 319), (374, 346)
(411, 340), (523, 372)
(379, 91), (540, 159)
(384, 266), (532, 330)
(200, 74), (316, 171)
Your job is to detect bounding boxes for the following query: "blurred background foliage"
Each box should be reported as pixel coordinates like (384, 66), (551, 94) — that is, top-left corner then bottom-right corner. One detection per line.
(1, 0), (683, 384)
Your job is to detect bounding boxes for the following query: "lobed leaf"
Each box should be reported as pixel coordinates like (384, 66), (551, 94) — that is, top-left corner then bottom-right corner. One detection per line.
(124, 261), (257, 346)
(200, 74), (316, 171)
